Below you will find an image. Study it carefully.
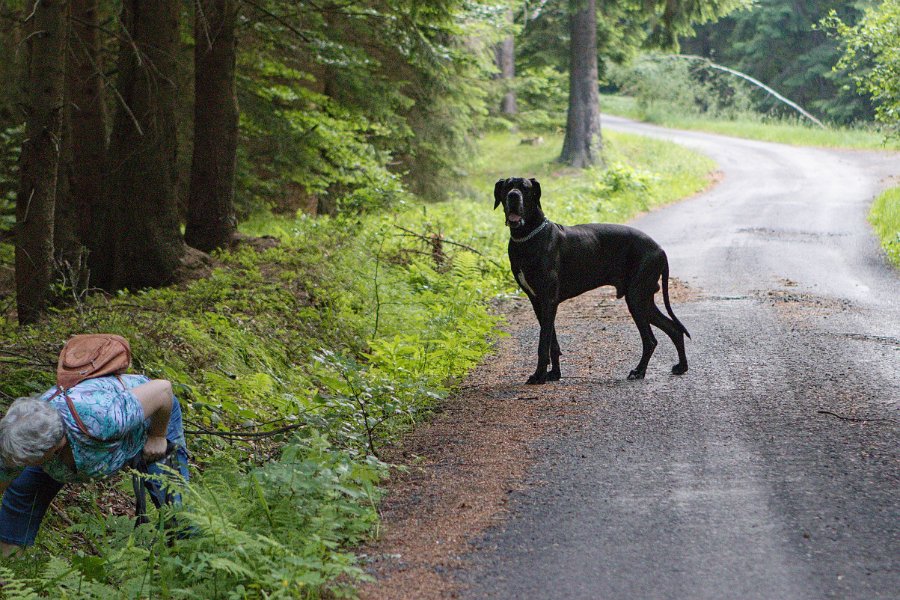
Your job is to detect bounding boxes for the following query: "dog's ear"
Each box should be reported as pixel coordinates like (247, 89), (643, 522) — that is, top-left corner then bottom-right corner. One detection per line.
(529, 178), (542, 209)
(493, 179), (505, 210)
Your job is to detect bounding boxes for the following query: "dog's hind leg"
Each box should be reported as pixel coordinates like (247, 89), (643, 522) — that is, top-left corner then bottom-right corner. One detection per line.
(649, 305), (688, 375)
(625, 293), (657, 380)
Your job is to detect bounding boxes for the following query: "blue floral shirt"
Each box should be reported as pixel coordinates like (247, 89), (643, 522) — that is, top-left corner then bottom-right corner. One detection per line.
(0, 375), (150, 484)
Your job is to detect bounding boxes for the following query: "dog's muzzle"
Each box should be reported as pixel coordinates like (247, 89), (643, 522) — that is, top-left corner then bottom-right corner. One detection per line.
(506, 192), (524, 228)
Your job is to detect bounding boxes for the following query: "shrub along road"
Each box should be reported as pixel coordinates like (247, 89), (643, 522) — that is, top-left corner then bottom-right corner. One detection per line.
(363, 118), (899, 599)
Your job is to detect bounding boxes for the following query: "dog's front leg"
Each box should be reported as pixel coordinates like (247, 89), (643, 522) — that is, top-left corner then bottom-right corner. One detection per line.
(527, 300), (558, 385)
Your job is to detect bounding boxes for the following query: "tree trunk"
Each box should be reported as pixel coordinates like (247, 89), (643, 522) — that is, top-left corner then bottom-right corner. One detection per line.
(63, 0), (106, 254)
(91, 0), (184, 290)
(0, 3), (25, 123)
(559, 0), (601, 168)
(496, 10), (517, 115)
(54, 76), (77, 267)
(185, 0), (238, 253)
(15, 0), (68, 324)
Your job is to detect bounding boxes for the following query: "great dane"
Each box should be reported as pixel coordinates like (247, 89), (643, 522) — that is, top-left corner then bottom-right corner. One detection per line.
(494, 177), (690, 383)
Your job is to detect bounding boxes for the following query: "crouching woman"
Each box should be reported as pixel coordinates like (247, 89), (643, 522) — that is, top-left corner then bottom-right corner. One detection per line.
(0, 376), (189, 556)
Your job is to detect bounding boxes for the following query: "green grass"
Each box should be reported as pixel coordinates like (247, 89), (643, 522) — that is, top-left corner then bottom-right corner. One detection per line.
(870, 186), (900, 267)
(601, 94), (900, 151)
(459, 129), (717, 226)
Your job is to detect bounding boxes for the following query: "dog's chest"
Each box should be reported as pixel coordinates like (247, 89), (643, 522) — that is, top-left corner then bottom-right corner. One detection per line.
(515, 269), (537, 296)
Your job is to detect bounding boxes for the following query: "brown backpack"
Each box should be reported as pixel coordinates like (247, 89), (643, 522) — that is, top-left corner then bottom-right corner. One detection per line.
(51, 334), (132, 441)
(56, 334), (131, 391)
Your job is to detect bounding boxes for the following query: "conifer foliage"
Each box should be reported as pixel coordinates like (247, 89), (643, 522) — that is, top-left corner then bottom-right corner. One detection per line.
(0, 0), (505, 322)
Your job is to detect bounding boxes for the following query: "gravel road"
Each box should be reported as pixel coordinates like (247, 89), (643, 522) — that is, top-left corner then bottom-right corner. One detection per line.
(460, 117), (900, 600)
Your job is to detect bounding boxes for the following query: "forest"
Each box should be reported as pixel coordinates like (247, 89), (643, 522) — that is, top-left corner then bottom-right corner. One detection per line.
(0, 0), (897, 597)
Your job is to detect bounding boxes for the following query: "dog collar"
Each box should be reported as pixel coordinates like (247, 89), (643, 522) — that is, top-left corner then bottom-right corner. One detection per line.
(510, 219), (550, 243)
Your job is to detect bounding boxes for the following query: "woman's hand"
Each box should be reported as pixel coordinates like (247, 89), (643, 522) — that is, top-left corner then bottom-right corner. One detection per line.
(143, 435), (168, 463)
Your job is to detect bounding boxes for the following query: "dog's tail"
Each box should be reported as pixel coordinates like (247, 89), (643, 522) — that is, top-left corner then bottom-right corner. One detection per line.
(661, 255), (691, 339)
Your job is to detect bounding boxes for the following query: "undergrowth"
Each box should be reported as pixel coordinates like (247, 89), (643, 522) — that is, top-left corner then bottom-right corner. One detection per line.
(0, 130), (715, 597)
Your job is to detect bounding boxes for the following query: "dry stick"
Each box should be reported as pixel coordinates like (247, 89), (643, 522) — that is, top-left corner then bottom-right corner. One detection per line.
(817, 410), (896, 424)
(51, 502), (100, 554)
(242, 0), (312, 43)
(0, 348), (52, 365)
(372, 232), (387, 338)
(666, 54), (827, 130)
(194, 0), (213, 49)
(393, 225), (504, 268)
(69, 24), (144, 136)
(182, 422), (306, 439)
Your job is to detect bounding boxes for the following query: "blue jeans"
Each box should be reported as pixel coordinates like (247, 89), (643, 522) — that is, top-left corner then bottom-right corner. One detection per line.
(0, 398), (189, 547)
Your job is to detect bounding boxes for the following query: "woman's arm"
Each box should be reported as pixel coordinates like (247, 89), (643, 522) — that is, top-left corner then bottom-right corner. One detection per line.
(130, 379), (173, 462)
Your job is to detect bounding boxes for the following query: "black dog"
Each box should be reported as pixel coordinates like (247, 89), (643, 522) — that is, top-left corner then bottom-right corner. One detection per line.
(494, 177), (690, 383)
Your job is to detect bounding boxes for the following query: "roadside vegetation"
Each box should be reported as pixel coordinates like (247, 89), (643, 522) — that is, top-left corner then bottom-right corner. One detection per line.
(870, 188), (900, 267)
(601, 94), (899, 151)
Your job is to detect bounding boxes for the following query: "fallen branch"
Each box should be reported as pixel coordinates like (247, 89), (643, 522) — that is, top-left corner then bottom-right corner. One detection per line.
(0, 349), (53, 366)
(393, 225), (503, 268)
(660, 54), (827, 129)
(183, 422), (305, 439)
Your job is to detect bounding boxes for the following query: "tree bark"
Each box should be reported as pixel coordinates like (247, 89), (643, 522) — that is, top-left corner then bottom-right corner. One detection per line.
(54, 73), (76, 266)
(0, 3), (26, 123)
(559, 0), (601, 168)
(185, 0), (238, 253)
(91, 0), (184, 290)
(62, 0), (106, 255)
(15, 0), (68, 324)
(496, 9), (517, 115)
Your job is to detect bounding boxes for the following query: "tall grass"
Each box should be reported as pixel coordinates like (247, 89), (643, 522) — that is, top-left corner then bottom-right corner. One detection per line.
(870, 187), (900, 267)
(459, 130), (716, 224)
(602, 94), (900, 151)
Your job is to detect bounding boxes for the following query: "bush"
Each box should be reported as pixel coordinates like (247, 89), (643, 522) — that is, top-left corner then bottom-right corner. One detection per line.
(607, 54), (761, 122)
(511, 66), (569, 132)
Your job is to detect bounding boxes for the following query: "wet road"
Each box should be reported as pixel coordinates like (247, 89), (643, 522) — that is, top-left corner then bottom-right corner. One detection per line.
(461, 117), (900, 599)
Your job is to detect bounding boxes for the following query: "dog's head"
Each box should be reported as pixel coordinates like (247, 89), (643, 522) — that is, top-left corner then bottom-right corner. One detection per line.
(493, 177), (542, 230)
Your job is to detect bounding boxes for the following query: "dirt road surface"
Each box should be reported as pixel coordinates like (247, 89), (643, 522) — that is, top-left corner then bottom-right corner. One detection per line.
(361, 117), (899, 600)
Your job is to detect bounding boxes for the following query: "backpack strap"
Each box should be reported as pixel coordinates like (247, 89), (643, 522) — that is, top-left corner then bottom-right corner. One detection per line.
(47, 375), (129, 443)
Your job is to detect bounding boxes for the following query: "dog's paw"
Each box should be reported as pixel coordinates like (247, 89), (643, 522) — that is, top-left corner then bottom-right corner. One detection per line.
(627, 369), (646, 381)
(671, 363), (688, 376)
(526, 372), (548, 385)
(546, 370), (561, 382)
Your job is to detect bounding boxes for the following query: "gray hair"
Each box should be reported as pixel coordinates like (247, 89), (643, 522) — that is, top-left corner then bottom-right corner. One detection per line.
(0, 397), (65, 466)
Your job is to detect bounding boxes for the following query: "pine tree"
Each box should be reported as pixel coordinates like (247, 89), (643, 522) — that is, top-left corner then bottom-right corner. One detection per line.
(185, 0), (239, 252)
(90, 0), (184, 290)
(15, 0), (68, 323)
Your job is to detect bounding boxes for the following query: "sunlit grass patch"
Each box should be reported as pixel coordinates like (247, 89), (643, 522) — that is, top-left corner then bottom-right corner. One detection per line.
(602, 94), (900, 151)
(870, 187), (900, 267)
(457, 129), (716, 228)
